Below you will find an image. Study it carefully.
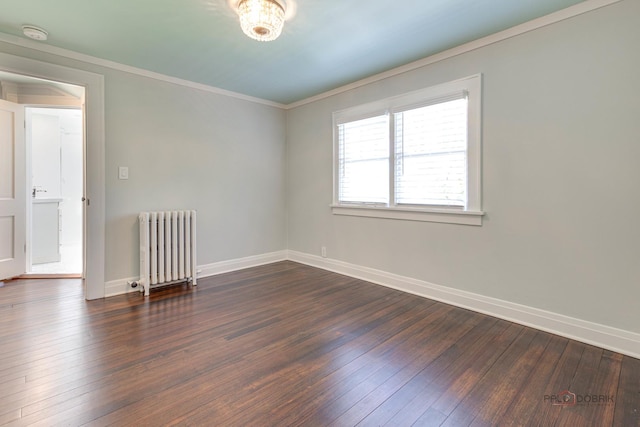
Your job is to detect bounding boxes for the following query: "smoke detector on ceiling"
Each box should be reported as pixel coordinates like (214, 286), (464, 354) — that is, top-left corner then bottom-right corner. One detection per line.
(22, 25), (48, 41)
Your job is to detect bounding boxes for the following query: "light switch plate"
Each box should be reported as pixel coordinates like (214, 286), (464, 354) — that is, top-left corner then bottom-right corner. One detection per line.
(118, 166), (129, 180)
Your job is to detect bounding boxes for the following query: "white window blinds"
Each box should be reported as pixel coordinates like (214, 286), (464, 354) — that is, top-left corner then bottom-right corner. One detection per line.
(394, 96), (468, 207)
(333, 74), (482, 224)
(338, 114), (389, 204)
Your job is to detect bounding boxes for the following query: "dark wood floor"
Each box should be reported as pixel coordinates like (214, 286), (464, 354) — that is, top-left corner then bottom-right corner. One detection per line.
(0, 261), (638, 426)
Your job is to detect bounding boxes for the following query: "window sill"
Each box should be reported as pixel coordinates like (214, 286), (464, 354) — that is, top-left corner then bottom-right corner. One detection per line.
(331, 204), (484, 226)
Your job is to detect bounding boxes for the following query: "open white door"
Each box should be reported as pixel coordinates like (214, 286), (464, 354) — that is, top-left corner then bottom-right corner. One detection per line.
(0, 99), (26, 280)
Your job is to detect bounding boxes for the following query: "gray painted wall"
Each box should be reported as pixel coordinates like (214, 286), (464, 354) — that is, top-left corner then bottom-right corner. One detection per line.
(286, 0), (640, 333)
(105, 73), (286, 281)
(0, 41), (287, 283)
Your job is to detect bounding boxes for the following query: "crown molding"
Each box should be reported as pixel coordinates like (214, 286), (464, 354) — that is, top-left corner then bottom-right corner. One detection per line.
(0, 31), (286, 109)
(286, 0), (623, 109)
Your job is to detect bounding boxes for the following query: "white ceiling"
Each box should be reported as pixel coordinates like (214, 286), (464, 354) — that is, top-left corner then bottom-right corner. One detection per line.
(0, 0), (589, 104)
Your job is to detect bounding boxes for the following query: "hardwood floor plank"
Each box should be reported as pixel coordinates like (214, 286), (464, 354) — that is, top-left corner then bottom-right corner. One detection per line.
(551, 348), (623, 427)
(357, 316), (499, 426)
(439, 327), (542, 426)
(0, 261), (635, 426)
(382, 318), (508, 426)
(468, 331), (554, 425)
(165, 297), (452, 426)
(588, 351), (623, 426)
(89, 273), (424, 425)
(553, 345), (605, 426)
(423, 322), (523, 418)
(320, 309), (476, 426)
(411, 407), (448, 427)
(497, 334), (568, 425)
(614, 355), (640, 426)
(282, 311), (478, 426)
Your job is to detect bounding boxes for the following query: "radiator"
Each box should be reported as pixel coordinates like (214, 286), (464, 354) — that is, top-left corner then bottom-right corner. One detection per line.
(139, 210), (197, 296)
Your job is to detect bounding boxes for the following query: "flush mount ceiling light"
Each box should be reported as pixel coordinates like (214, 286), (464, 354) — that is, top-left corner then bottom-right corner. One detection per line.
(22, 25), (48, 41)
(236, 0), (286, 42)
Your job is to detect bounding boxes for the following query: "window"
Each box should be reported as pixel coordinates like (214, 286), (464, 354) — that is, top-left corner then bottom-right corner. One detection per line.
(332, 75), (483, 225)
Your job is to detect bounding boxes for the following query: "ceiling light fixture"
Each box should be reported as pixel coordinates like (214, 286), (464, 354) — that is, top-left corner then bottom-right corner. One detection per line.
(22, 25), (48, 41)
(237, 0), (286, 42)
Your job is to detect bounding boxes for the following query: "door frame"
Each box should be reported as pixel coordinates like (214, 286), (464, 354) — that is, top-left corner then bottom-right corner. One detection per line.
(0, 99), (25, 280)
(0, 52), (105, 300)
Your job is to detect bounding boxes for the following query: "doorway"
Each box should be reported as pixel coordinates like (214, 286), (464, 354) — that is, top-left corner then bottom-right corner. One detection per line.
(27, 107), (84, 275)
(0, 68), (85, 279)
(0, 52), (105, 299)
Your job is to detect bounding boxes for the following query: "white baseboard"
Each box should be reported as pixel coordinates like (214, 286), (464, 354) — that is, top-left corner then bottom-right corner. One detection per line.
(287, 250), (640, 359)
(197, 250), (288, 278)
(104, 250), (288, 298)
(105, 275), (140, 297)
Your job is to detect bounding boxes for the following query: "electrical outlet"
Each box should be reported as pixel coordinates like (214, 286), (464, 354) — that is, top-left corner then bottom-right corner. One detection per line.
(118, 166), (129, 180)
(321, 246), (327, 258)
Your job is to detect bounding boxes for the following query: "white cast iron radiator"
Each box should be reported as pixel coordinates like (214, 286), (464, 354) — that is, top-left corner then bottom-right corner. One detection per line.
(138, 210), (197, 296)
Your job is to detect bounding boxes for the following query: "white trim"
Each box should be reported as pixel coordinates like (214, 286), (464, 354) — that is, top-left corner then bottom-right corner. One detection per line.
(0, 53), (105, 300)
(105, 275), (139, 297)
(286, 0), (623, 109)
(198, 250), (288, 278)
(331, 205), (484, 226)
(332, 74), (482, 224)
(0, 32), (285, 109)
(287, 250), (640, 359)
(104, 250), (288, 297)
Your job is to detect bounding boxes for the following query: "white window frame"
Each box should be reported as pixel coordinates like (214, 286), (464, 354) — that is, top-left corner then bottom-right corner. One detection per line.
(332, 74), (484, 226)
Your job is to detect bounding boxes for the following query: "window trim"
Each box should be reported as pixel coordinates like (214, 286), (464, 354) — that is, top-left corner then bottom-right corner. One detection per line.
(332, 74), (484, 226)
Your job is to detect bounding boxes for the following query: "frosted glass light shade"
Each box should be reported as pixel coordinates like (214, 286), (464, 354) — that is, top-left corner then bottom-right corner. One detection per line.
(238, 0), (285, 42)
